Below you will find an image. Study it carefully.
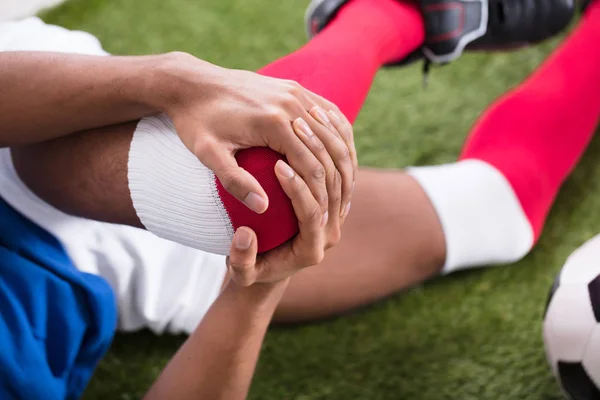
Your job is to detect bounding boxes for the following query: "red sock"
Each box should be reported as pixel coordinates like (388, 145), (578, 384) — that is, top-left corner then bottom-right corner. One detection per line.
(219, 0), (425, 252)
(460, 1), (600, 241)
(258, 0), (424, 122)
(408, 2), (600, 272)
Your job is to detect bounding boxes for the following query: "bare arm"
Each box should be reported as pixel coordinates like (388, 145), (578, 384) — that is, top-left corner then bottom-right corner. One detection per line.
(144, 276), (288, 400)
(0, 52), (164, 147)
(2, 51), (356, 210)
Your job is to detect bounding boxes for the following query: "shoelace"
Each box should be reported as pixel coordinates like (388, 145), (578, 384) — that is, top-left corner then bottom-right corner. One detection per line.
(422, 59), (431, 88)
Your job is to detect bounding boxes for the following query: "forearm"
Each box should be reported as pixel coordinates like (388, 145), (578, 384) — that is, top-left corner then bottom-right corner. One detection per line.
(8, 50), (223, 226)
(144, 279), (289, 400)
(0, 51), (208, 147)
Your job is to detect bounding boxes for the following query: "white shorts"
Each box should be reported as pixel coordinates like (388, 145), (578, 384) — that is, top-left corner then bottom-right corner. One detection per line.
(0, 17), (228, 335)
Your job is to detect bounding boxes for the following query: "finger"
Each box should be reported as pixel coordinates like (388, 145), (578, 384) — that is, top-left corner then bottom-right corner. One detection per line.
(328, 109), (356, 222)
(292, 116), (341, 236)
(291, 117), (330, 169)
(307, 106), (352, 220)
(249, 159), (326, 284)
(250, 168), (325, 283)
(274, 159), (324, 225)
(304, 92), (358, 176)
(283, 80), (318, 113)
(199, 143), (269, 214)
(328, 108), (358, 176)
(259, 110), (328, 212)
(228, 227), (258, 287)
(282, 128), (329, 216)
(276, 86), (354, 219)
(273, 159), (325, 267)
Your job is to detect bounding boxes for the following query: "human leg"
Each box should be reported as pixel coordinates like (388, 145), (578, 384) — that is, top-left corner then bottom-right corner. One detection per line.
(15, 1), (600, 329)
(273, 2), (600, 322)
(415, 0), (600, 272)
(4, 2), (425, 333)
(275, 168), (445, 322)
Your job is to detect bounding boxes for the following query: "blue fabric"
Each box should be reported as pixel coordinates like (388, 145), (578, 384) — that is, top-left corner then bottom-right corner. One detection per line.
(0, 197), (117, 399)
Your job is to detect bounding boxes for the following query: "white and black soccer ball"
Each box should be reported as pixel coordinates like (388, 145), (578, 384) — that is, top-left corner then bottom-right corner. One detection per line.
(543, 234), (600, 400)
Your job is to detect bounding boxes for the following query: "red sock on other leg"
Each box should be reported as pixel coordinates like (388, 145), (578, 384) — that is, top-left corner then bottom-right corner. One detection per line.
(410, 3), (600, 272)
(460, 1), (600, 241)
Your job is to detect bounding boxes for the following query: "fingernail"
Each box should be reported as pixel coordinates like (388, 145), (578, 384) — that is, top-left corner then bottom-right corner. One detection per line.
(328, 110), (342, 123)
(276, 160), (295, 179)
(321, 211), (329, 227)
(235, 229), (252, 250)
(297, 118), (314, 137)
(314, 107), (330, 124)
(342, 202), (351, 218)
(244, 192), (268, 213)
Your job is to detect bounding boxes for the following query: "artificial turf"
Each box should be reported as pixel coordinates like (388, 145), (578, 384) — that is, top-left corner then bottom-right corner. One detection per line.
(40, 0), (594, 398)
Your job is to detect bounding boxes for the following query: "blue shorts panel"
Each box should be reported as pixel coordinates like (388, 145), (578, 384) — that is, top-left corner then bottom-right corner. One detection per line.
(0, 197), (117, 399)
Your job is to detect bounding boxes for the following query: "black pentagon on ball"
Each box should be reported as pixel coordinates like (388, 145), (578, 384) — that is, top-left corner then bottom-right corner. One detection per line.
(544, 273), (561, 319)
(558, 361), (600, 400)
(589, 275), (600, 322)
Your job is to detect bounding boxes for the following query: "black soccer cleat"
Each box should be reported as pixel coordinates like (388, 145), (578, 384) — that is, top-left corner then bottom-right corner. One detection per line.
(581, 0), (595, 13)
(305, 0), (575, 66)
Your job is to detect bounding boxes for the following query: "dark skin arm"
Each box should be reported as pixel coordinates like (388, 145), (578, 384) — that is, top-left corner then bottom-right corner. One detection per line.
(144, 275), (290, 400)
(1, 51), (355, 213)
(0, 52), (156, 147)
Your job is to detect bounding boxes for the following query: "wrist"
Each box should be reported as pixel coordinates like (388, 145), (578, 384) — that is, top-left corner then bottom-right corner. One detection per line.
(142, 51), (223, 114)
(103, 54), (171, 117)
(228, 278), (290, 314)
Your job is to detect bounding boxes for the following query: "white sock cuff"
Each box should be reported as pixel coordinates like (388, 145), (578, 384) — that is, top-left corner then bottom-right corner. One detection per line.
(407, 159), (534, 274)
(128, 113), (234, 255)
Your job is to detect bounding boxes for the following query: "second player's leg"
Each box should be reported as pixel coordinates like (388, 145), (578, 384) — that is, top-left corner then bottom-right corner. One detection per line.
(275, 0), (600, 323)
(275, 168), (445, 323)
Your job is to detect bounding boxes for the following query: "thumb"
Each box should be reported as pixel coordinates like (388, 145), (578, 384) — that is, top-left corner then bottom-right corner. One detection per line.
(205, 149), (269, 214)
(228, 227), (259, 287)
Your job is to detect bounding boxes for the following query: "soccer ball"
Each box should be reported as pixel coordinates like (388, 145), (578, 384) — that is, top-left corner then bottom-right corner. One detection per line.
(543, 234), (600, 399)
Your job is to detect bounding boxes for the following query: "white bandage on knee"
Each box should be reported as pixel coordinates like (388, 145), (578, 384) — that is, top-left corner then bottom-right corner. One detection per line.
(407, 159), (534, 274)
(128, 113), (234, 255)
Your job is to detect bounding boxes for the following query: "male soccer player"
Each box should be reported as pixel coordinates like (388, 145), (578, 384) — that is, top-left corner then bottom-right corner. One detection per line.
(0, 0), (582, 397)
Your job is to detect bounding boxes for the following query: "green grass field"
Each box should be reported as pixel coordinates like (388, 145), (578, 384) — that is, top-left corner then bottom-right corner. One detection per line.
(40, 1), (598, 398)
